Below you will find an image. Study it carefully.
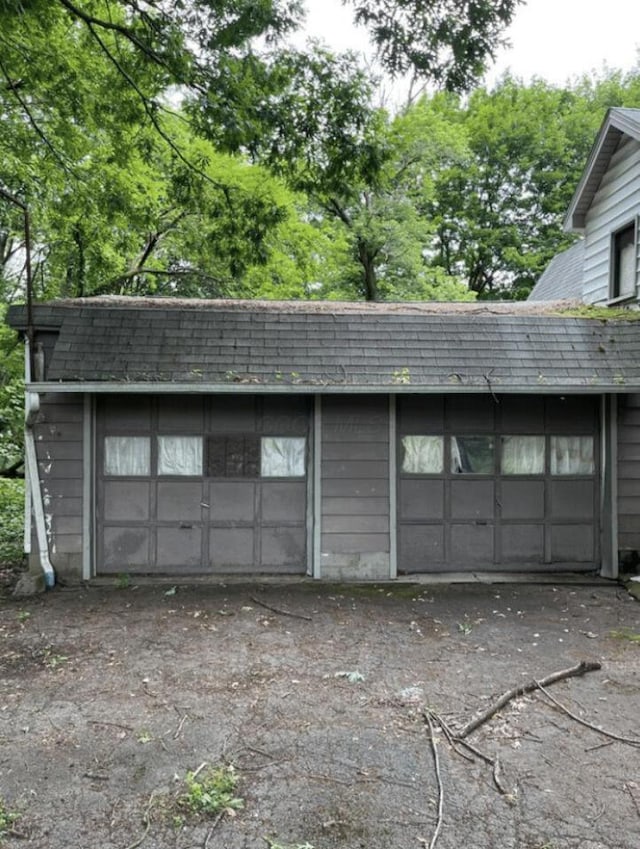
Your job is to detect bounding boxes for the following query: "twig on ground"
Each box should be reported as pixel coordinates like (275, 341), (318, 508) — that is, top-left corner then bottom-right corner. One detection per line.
(123, 791), (156, 849)
(249, 596), (312, 622)
(625, 782), (640, 817)
(535, 681), (640, 747)
(203, 811), (224, 848)
(457, 660), (601, 739)
(89, 719), (134, 732)
(424, 710), (444, 849)
(173, 712), (189, 740)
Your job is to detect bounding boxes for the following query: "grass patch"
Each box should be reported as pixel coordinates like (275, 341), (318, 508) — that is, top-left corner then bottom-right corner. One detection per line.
(177, 764), (243, 819)
(609, 628), (640, 643)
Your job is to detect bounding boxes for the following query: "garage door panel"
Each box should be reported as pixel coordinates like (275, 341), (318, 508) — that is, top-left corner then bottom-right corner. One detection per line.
(551, 525), (594, 562)
(210, 482), (255, 521)
(400, 479), (444, 520)
(501, 525), (544, 563)
(399, 525), (444, 571)
(262, 482), (306, 522)
(102, 527), (150, 571)
(451, 480), (494, 520)
(261, 527), (306, 569)
(157, 527), (202, 568)
(551, 480), (595, 519)
(501, 481), (545, 520)
(449, 524), (494, 566)
(157, 482), (203, 520)
(210, 528), (254, 567)
(103, 481), (150, 521)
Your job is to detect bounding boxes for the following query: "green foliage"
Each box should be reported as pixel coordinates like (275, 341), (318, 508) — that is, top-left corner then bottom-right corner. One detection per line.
(347, 0), (521, 91)
(177, 765), (244, 818)
(423, 70), (640, 298)
(0, 479), (23, 566)
(0, 795), (19, 838)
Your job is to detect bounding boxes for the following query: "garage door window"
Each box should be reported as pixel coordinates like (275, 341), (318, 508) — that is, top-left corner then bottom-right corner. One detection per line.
(551, 436), (594, 475)
(451, 436), (494, 474)
(501, 435), (545, 474)
(401, 436), (444, 474)
(158, 436), (202, 476)
(261, 437), (306, 477)
(104, 436), (150, 476)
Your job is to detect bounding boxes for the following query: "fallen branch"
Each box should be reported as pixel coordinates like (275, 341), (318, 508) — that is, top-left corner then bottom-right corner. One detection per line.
(424, 710), (444, 849)
(426, 709), (511, 797)
(535, 681), (640, 747)
(457, 660), (601, 739)
(203, 811), (224, 848)
(249, 596), (312, 622)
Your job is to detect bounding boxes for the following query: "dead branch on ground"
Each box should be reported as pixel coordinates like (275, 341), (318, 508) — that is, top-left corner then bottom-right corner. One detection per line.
(424, 710), (444, 849)
(249, 596), (312, 622)
(535, 680), (640, 747)
(457, 660), (601, 739)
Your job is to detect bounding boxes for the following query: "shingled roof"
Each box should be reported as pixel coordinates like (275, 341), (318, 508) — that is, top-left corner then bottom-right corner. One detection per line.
(8, 297), (640, 393)
(528, 241), (584, 302)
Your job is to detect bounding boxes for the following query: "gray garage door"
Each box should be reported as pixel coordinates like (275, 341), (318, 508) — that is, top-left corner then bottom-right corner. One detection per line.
(398, 395), (599, 572)
(96, 395), (310, 575)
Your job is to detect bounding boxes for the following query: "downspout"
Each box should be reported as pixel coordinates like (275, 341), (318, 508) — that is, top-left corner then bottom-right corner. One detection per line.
(23, 337), (55, 589)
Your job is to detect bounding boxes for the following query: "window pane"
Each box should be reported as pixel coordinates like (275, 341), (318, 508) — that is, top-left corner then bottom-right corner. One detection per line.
(104, 436), (150, 476)
(206, 436), (259, 477)
(401, 436), (443, 474)
(551, 436), (594, 475)
(451, 436), (494, 474)
(501, 436), (545, 475)
(158, 436), (202, 476)
(261, 437), (306, 477)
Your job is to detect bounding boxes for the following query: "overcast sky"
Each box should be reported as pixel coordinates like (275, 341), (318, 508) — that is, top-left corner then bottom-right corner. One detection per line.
(300, 0), (640, 88)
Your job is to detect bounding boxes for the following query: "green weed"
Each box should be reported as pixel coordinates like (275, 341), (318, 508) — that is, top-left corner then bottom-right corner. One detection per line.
(0, 797), (19, 838)
(177, 765), (243, 818)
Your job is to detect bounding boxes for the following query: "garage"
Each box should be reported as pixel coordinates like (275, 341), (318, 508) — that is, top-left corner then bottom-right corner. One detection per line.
(96, 394), (311, 575)
(398, 394), (600, 572)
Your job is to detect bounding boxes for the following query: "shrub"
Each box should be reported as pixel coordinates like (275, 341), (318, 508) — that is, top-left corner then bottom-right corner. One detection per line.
(0, 479), (24, 566)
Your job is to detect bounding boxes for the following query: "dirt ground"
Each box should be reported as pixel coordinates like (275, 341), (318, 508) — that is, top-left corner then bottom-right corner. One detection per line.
(1, 576), (640, 849)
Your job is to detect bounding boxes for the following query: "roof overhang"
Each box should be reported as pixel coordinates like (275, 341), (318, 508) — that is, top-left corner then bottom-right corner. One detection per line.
(26, 381), (638, 396)
(564, 108), (640, 232)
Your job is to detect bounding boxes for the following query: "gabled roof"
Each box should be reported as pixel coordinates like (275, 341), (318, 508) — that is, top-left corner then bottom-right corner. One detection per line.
(528, 241), (584, 301)
(565, 107), (640, 231)
(7, 297), (640, 395)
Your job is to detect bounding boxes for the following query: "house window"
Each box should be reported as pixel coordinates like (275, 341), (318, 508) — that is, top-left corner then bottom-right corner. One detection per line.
(104, 436), (150, 476)
(451, 436), (494, 474)
(158, 436), (202, 476)
(401, 436), (444, 474)
(550, 436), (594, 475)
(500, 436), (545, 475)
(611, 222), (637, 299)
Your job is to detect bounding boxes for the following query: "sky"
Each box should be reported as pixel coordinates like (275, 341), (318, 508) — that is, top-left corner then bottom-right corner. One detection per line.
(300, 0), (640, 89)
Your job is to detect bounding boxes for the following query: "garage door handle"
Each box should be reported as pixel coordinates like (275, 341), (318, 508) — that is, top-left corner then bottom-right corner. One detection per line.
(179, 523), (193, 529)
(474, 520), (488, 525)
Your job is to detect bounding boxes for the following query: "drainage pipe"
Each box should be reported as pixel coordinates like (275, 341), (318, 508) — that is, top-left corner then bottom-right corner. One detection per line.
(24, 338), (55, 589)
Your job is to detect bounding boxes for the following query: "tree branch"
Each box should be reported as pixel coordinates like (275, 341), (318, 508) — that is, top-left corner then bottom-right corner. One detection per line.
(457, 660), (601, 739)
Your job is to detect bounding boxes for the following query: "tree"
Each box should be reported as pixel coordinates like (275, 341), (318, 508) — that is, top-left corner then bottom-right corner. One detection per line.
(423, 70), (640, 298)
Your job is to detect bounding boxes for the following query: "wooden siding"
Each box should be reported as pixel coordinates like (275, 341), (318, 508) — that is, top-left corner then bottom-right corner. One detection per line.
(583, 135), (640, 304)
(33, 393), (85, 570)
(320, 396), (390, 557)
(618, 393), (640, 552)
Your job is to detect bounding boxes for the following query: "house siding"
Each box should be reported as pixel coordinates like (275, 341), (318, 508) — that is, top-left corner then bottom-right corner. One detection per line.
(618, 393), (640, 555)
(31, 393), (85, 577)
(583, 135), (640, 304)
(320, 396), (390, 579)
